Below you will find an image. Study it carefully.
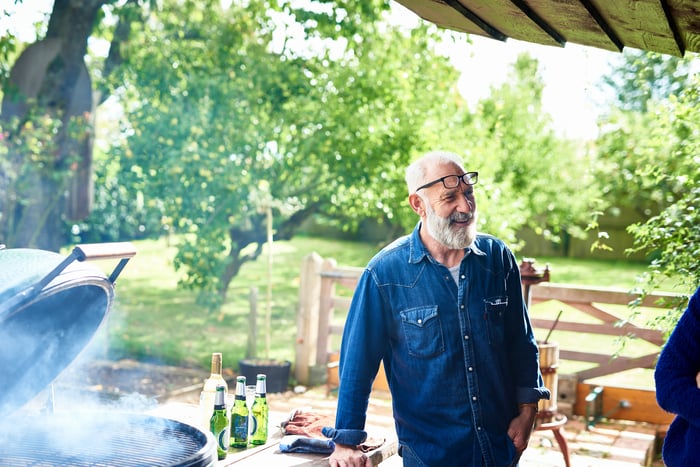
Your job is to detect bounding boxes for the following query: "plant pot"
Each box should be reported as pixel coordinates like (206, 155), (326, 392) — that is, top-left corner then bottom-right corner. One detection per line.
(238, 358), (291, 393)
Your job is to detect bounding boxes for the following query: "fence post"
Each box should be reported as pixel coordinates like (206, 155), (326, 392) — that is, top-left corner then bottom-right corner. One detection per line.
(246, 287), (258, 359)
(294, 252), (323, 385)
(315, 258), (338, 369)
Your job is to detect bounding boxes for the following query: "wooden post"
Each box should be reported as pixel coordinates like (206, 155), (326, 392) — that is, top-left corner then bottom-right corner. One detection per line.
(315, 258), (338, 367)
(246, 287), (258, 359)
(294, 253), (323, 385)
(538, 341), (560, 416)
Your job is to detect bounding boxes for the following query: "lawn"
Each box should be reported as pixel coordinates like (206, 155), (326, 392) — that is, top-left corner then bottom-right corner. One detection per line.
(83, 235), (681, 388)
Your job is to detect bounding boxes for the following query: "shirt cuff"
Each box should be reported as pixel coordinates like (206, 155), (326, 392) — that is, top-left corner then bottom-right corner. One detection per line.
(321, 427), (367, 446)
(517, 386), (551, 403)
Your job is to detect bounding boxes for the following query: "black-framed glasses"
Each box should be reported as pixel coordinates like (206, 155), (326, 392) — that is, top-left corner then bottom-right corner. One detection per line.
(415, 172), (478, 192)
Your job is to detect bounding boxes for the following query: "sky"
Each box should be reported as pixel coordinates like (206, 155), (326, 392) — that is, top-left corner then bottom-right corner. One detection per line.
(388, 2), (618, 140)
(449, 36), (615, 140)
(3, 0), (618, 140)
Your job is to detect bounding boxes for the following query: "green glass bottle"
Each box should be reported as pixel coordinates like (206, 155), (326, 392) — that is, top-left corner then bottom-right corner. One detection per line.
(209, 384), (229, 460)
(249, 374), (268, 445)
(230, 376), (249, 448)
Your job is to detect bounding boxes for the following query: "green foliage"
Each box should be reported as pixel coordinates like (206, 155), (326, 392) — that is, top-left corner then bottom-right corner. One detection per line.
(0, 112), (76, 247)
(110, 0), (460, 307)
(437, 53), (599, 251)
(625, 82), (700, 294)
(596, 51), (700, 331)
(601, 49), (694, 112)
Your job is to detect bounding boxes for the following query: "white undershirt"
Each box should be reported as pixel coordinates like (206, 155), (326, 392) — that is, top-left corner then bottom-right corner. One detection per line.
(448, 264), (460, 285)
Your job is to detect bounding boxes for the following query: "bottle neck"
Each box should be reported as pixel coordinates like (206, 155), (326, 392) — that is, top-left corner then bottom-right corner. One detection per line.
(256, 377), (266, 395)
(214, 387), (226, 407)
(210, 353), (223, 375)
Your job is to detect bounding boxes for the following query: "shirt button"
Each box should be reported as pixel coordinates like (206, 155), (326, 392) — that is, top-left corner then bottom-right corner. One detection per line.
(461, 275), (465, 279)
(472, 396), (477, 401)
(417, 319), (422, 324)
(445, 275), (450, 280)
(460, 304), (465, 309)
(477, 426), (482, 431)
(464, 335), (469, 340)
(468, 367), (473, 371)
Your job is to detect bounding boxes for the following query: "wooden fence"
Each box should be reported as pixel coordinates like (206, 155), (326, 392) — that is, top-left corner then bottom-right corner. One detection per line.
(294, 253), (683, 425)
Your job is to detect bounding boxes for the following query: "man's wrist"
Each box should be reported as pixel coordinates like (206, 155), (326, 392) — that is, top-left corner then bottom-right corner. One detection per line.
(518, 402), (539, 414)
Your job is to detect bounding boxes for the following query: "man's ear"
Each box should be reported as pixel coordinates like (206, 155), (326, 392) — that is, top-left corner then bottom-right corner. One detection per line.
(408, 193), (424, 217)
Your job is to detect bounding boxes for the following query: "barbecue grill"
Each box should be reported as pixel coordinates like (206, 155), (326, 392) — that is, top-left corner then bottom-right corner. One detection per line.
(0, 243), (217, 466)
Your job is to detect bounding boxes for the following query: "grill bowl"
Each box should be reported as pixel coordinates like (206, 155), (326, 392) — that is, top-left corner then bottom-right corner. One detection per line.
(0, 413), (217, 466)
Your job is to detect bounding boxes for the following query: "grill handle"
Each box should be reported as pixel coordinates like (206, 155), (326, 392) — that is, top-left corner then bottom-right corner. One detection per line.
(1, 242), (137, 316)
(73, 242), (137, 283)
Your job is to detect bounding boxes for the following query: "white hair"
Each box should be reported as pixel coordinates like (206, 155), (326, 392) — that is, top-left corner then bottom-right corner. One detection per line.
(405, 151), (466, 195)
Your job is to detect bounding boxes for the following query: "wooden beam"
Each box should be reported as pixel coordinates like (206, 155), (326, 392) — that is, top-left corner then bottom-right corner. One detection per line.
(443, 0), (507, 41)
(577, 0), (624, 51)
(575, 353), (658, 380)
(510, 0), (565, 46)
(661, 0), (686, 56)
(530, 318), (665, 345)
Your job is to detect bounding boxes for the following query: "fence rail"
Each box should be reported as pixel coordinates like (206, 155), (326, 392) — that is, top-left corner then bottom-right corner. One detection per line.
(294, 253), (684, 424)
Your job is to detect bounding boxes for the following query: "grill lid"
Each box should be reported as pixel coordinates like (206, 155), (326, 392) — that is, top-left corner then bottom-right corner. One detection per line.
(0, 243), (136, 418)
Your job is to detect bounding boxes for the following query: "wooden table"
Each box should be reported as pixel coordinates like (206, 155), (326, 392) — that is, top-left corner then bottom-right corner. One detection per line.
(150, 403), (399, 467)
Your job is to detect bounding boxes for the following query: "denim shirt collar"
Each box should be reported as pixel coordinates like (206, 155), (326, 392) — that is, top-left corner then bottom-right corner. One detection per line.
(408, 222), (486, 265)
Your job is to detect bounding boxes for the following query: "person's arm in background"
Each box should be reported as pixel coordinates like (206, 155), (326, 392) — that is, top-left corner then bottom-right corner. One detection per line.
(654, 287), (700, 422)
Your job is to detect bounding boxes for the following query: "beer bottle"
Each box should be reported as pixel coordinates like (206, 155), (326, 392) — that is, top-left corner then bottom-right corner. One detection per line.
(199, 352), (228, 430)
(210, 384), (229, 460)
(230, 376), (249, 448)
(249, 374), (268, 445)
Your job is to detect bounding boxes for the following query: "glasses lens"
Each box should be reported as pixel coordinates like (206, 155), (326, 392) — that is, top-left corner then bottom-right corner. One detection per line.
(464, 172), (478, 185)
(442, 175), (461, 188)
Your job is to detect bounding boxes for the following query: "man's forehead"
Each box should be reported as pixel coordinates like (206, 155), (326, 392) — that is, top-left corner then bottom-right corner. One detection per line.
(425, 161), (463, 179)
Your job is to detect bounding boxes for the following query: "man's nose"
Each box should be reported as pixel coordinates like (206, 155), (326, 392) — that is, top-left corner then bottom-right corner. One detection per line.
(457, 191), (474, 212)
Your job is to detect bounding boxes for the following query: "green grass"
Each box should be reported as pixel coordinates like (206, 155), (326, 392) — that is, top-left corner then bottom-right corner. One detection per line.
(96, 236), (379, 375)
(88, 235), (677, 388)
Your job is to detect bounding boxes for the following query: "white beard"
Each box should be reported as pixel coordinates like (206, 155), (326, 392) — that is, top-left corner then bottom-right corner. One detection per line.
(424, 202), (477, 250)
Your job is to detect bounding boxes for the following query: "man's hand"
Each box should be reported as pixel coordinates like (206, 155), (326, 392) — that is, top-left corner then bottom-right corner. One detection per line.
(329, 443), (371, 467)
(696, 371), (700, 388)
(507, 405), (537, 455)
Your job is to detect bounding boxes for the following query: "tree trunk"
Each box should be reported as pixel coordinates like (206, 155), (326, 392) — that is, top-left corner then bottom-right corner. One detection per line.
(1, 0), (107, 250)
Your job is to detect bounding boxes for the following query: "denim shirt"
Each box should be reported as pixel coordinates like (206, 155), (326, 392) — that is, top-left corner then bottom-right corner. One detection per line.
(327, 224), (550, 466)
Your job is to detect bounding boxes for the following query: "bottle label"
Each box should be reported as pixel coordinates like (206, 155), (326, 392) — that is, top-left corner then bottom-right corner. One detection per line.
(250, 415), (258, 435)
(232, 414), (248, 441)
(216, 427), (229, 451)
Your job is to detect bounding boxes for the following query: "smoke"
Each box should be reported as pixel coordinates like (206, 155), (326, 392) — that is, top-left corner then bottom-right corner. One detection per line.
(0, 250), (214, 464)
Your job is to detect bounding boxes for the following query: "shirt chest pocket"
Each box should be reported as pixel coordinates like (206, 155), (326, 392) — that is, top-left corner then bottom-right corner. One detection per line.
(400, 306), (445, 358)
(484, 296), (508, 345)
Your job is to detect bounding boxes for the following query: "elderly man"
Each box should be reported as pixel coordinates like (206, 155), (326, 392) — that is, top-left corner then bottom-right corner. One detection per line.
(324, 151), (549, 466)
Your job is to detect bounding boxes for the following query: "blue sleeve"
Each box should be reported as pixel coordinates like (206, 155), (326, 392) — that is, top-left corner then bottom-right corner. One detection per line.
(655, 287), (700, 424)
(504, 249), (550, 403)
(327, 268), (387, 445)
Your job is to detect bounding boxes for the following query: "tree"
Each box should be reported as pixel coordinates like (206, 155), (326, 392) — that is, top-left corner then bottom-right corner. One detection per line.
(423, 53), (599, 254)
(109, 0), (460, 308)
(601, 49), (694, 112)
(625, 82), (700, 302)
(0, 0), (146, 250)
(595, 50), (700, 328)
